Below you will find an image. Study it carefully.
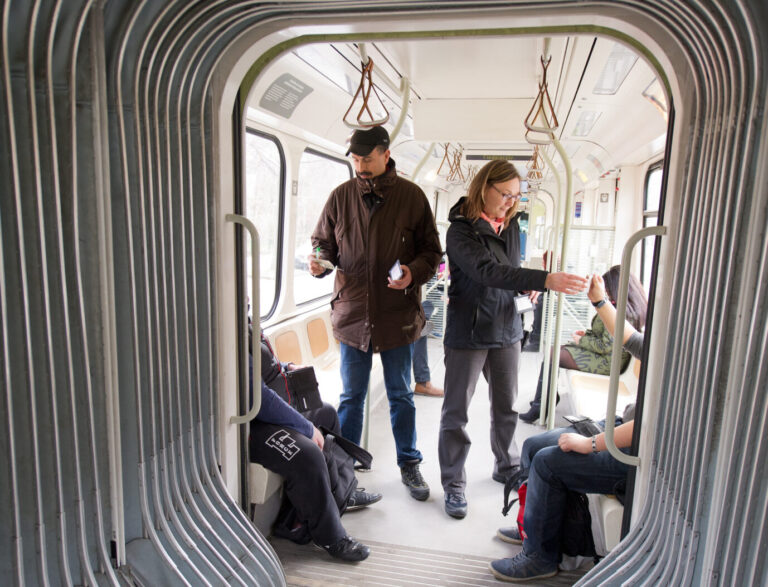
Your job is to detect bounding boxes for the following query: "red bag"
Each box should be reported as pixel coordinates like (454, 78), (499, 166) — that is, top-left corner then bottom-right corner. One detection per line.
(502, 477), (528, 540)
(516, 481), (528, 540)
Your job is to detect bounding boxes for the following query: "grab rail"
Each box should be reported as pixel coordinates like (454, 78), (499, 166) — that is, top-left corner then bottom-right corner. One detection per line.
(603, 225), (667, 465)
(226, 214), (261, 425)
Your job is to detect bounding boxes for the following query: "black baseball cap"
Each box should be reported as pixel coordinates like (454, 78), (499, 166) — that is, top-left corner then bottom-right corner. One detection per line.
(345, 126), (390, 156)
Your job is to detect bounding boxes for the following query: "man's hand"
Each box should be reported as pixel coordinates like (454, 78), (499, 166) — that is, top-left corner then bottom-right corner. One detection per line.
(387, 264), (413, 289)
(558, 433), (592, 454)
(308, 255), (327, 277)
(311, 426), (324, 450)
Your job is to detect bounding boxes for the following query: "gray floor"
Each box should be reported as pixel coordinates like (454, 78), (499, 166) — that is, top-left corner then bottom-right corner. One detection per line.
(271, 339), (591, 585)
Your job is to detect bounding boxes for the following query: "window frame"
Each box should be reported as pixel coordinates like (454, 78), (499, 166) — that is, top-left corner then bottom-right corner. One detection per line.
(243, 127), (287, 321)
(294, 147), (352, 307)
(641, 159), (663, 290)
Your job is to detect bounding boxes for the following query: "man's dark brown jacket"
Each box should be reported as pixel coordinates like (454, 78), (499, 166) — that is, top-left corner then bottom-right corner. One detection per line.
(312, 159), (442, 352)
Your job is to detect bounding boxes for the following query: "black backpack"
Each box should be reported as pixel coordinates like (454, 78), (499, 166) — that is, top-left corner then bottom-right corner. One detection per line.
(560, 491), (597, 558)
(320, 429), (373, 515)
(272, 428), (372, 542)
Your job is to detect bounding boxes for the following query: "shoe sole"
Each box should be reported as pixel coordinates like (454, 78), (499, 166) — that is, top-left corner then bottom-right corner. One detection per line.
(414, 389), (444, 397)
(496, 529), (522, 545)
(446, 508), (466, 519)
(488, 563), (557, 583)
(408, 488), (430, 501)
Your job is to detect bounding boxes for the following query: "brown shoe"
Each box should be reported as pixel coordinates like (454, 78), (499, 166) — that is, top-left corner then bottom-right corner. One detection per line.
(414, 381), (444, 397)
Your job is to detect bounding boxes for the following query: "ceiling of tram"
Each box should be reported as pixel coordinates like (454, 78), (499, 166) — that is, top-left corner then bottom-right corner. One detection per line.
(245, 33), (667, 192)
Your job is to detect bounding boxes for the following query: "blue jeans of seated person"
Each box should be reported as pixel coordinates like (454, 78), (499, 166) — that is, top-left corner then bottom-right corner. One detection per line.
(338, 342), (422, 466)
(411, 299), (434, 383)
(521, 420), (621, 475)
(522, 435), (630, 566)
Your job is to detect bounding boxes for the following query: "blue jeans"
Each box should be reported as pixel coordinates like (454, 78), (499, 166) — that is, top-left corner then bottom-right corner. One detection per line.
(411, 336), (430, 383)
(411, 300), (434, 383)
(521, 427), (629, 565)
(338, 342), (422, 466)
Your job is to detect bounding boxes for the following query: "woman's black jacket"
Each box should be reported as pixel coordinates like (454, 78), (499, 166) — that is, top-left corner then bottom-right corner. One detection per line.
(444, 198), (548, 349)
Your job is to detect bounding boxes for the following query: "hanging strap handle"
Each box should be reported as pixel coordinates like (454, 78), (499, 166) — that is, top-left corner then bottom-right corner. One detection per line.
(343, 59), (390, 129)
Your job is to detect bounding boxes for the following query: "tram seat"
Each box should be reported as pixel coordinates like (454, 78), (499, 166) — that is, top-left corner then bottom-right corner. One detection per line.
(587, 493), (624, 556)
(249, 463), (283, 505)
(562, 357), (640, 422)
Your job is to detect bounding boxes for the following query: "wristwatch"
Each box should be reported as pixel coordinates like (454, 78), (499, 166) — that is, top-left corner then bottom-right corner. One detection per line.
(591, 435), (598, 453)
(591, 298), (607, 308)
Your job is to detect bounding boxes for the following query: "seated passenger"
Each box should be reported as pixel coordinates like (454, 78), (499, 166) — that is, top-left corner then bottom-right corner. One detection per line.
(490, 272), (645, 582)
(249, 331), (382, 562)
(520, 265), (647, 423)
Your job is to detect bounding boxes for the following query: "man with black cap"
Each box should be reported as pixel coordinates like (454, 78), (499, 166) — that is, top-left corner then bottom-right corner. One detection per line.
(309, 126), (442, 501)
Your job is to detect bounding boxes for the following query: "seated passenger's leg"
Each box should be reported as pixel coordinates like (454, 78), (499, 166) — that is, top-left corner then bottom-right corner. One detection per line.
(520, 426), (575, 474)
(249, 424), (345, 547)
(520, 347), (576, 423)
(522, 445), (630, 565)
(338, 343), (373, 445)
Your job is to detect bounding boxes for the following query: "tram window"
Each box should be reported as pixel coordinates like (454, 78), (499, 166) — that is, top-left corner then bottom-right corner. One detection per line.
(245, 129), (285, 318)
(641, 162), (663, 290)
(294, 149), (352, 305)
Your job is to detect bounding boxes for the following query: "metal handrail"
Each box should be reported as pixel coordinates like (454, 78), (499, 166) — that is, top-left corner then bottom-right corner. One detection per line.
(226, 214), (261, 425)
(544, 137), (574, 430)
(537, 149), (560, 428)
(603, 225), (667, 466)
(388, 76), (411, 143)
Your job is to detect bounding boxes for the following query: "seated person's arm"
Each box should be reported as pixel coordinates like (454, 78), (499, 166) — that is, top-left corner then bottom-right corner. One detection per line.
(588, 274), (637, 344)
(557, 421), (634, 453)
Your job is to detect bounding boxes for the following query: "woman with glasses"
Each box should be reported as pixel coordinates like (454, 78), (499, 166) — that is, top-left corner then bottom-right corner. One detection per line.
(438, 159), (587, 519)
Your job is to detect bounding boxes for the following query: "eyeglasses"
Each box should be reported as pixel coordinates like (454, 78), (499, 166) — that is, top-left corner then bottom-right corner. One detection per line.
(490, 184), (522, 201)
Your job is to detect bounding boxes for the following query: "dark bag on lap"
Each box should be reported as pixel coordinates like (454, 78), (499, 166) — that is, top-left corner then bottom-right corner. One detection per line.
(269, 366), (323, 412)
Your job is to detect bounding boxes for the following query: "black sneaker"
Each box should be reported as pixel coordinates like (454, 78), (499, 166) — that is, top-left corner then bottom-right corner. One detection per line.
(346, 488), (383, 511)
(400, 462), (430, 501)
(444, 492), (467, 519)
(493, 464), (522, 485)
(519, 404), (540, 423)
(322, 536), (370, 562)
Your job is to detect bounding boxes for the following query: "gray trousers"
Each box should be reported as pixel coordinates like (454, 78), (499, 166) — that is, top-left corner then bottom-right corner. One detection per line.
(438, 344), (521, 493)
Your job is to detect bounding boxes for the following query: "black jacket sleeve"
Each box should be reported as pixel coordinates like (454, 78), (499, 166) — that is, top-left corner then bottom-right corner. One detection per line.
(446, 222), (548, 291)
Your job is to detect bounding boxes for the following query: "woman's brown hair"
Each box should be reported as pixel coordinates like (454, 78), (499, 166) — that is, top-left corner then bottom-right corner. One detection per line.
(461, 159), (522, 228)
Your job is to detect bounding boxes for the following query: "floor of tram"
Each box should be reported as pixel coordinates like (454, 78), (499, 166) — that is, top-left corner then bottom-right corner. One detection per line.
(270, 338), (593, 586)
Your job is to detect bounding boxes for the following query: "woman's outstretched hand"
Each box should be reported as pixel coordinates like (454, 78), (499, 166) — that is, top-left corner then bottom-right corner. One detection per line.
(544, 272), (588, 295)
(588, 273), (607, 303)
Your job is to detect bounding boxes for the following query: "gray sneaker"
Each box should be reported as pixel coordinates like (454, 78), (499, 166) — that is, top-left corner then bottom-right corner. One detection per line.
(489, 551), (557, 582)
(444, 492), (467, 519)
(400, 462), (429, 501)
(496, 526), (522, 545)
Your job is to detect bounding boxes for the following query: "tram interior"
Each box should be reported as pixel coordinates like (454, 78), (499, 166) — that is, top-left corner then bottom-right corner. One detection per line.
(240, 33), (667, 585)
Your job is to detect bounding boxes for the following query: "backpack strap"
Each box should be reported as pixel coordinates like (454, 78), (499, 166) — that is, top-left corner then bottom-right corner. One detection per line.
(320, 426), (373, 469)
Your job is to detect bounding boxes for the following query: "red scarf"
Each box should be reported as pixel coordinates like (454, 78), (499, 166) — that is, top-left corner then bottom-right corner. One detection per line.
(480, 212), (504, 234)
